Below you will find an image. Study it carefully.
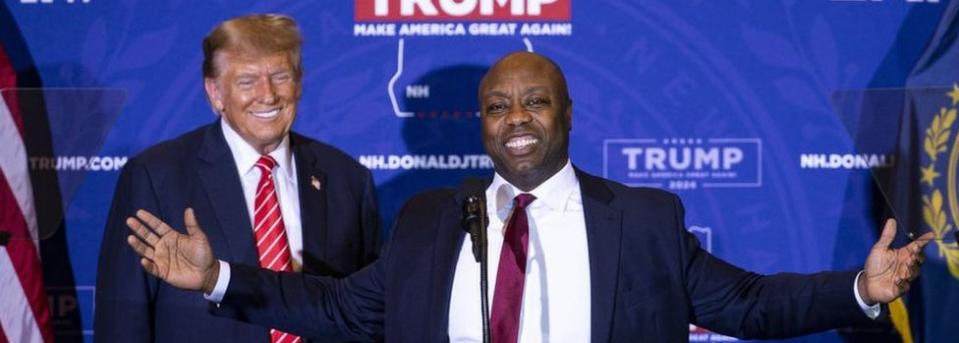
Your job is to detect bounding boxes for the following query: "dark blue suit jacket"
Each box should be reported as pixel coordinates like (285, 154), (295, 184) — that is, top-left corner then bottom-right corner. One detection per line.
(95, 122), (381, 342)
(215, 168), (874, 342)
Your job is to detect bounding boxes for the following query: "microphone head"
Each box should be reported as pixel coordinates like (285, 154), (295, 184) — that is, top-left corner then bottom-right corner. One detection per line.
(457, 177), (490, 227)
(462, 195), (483, 230)
(458, 177), (491, 263)
(457, 177), (489, 202)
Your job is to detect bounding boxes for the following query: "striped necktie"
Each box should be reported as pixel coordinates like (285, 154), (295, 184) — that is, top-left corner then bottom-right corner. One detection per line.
(253, 155), (300, 343)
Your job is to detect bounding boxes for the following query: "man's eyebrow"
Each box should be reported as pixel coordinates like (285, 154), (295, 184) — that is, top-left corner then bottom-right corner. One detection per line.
(482, 90), (509, 98)
(483, 86), (550, 98)
(522, 86), (549, 95)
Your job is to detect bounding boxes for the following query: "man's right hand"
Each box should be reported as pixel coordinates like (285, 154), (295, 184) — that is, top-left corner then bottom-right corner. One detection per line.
(125, 208), (220, 294)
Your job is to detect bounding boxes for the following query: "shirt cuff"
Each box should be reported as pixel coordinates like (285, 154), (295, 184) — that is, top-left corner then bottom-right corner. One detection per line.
(853, 270), (881, 319)
(203, 260), (231, 303)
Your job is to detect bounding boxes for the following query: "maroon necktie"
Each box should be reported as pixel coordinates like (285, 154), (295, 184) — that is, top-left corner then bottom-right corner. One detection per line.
(253, 155), (300, 343)
(490, 193), (536, 343)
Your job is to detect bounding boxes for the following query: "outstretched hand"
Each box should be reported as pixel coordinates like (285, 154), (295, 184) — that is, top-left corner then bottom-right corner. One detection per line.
(125, 208), (220, 294)
(858, 219), (934, 305)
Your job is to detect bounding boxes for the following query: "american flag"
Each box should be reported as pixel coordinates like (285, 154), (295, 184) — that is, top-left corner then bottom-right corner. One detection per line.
(0, 42), (53, 343)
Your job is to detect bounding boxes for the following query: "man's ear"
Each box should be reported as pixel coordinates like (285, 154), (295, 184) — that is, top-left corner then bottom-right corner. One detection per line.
(204, 77), (223, 114)
(565, 99), (573, 131)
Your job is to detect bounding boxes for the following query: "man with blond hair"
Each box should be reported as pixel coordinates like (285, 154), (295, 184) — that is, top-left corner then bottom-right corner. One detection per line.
(95, 14), (380, 343)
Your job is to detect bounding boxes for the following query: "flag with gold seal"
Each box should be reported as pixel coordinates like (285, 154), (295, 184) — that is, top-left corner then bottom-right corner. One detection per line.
(918, 85), (959, 279)
(832, 3), (959, 341)
(883, 2), (959, 341)
(902, 1), (959, 341)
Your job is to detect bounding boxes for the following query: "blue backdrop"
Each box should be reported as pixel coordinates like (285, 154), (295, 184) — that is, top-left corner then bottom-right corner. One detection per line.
(2, 0), (957, 342)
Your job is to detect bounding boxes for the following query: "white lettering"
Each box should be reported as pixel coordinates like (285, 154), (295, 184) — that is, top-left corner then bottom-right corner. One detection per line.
(479, 0), (511, 15)
(402, 0), (439, 16)
(695, 148), (719, 169)
(722, 148), (743, 170)
(799, 154), (895, 169)
(399, 23), (466, 36)
(358, 154), (494, 170)
(406, 85), (430, 98)
(374, 0), (389, 15)
(623, 147), (746, 171)
(354, 23), (396, 37)
(439, 0), (477, 16)
(468, 22), (517, 35)
(621, 148), (642, 170)
(26, 155), (128, 171)
(646, 148), (666, 170)
(669, 147), (691, 170)
(519, 23), (572, 36)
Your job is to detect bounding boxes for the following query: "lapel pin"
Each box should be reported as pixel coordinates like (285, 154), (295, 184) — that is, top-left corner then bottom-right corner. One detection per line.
(310, 175), (321, 191)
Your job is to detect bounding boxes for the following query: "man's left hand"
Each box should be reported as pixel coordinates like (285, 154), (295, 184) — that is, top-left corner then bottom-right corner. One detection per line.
(858, 219), (934, 305)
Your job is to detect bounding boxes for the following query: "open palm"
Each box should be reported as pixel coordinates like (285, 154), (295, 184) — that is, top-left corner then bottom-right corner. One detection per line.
(126, 208), (219, 292)
(859, 219), (934, 304)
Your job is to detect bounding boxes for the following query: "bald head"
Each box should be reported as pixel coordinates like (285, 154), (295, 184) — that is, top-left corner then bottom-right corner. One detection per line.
(480, 51), (571, 109)
(479, 51), (573, 191)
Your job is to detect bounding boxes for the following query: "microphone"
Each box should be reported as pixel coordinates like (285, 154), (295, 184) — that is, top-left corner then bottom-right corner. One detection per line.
(462, 195), (488, 263)
(458, 177), (491, 343)
(460, 177), (490, 262)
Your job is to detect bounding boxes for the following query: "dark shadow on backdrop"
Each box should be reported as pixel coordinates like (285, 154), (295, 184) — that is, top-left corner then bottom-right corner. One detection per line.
(0, 3), (83, 342)
(377, 64), (490, 234)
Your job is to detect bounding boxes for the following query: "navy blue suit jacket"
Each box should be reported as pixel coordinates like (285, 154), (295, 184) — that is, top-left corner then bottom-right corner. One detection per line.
(215, 168), (873, 342)
(95, 122), (381, 342)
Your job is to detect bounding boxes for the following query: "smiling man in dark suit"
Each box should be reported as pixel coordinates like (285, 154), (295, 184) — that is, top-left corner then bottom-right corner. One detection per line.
(121, 51), (931, 342)
(94, 14), (380, 343)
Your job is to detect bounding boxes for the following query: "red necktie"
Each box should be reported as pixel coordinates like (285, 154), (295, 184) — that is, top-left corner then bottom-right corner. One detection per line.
(253, 155), (300, 343)
(490, 193), (536, 343)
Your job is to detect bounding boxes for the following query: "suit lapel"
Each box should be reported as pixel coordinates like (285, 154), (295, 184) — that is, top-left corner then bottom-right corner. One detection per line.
(429, 195), (467, 341)
(290, 135), (329, 274)
(196, 123), (258, 265)
(575, 169), (622, 342)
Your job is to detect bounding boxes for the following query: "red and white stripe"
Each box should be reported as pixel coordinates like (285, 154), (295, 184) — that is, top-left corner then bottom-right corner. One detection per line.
(0, 44), (53, 343)
(252, 156), (299, 343)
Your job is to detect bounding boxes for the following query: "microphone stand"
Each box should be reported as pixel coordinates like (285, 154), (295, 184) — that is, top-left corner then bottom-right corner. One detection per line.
(463, 196), (491, 343)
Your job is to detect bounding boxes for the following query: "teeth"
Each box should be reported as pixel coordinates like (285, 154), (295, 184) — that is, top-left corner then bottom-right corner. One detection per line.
(251, 109), (280, 119)
(505, 136), (538, 149)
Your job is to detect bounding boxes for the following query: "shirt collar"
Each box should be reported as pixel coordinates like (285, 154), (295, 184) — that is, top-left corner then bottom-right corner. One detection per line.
(487, 159), (578, 214)
(220, 119), (294, 182)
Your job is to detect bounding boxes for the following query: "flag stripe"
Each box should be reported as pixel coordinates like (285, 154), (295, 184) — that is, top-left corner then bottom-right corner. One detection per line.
(0, 42), (52, 343)
(0, 45), (22, 137)
(0, 93), (37, 245)
(0, 168), (48, 343)
(0, 247), (43, 343)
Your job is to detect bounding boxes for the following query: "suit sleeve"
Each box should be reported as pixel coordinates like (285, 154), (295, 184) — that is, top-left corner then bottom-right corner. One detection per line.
(94, 159), (162, 343)
(212, 247), (387, 341)
(676, 194), (874, 339)
(208, 171), (413, 341)
(358, 169), (381, 265)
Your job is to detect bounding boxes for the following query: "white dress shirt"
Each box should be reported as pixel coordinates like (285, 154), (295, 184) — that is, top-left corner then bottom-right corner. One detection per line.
(220, 120), (303, 270)
(449, 160), (592, 342)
